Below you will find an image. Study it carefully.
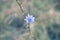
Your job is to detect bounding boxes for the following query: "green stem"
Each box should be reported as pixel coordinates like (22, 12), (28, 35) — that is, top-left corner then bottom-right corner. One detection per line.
(28, 23), (33, 40)
(16, 0), (24, 15)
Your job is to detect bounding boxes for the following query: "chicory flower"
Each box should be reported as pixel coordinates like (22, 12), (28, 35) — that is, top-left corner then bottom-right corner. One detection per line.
(24, 14), (35, 24)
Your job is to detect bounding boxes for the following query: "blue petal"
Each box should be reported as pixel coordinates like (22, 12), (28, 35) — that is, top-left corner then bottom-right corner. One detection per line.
(24, 14), (35, 23)
(28, 17), (32, 23)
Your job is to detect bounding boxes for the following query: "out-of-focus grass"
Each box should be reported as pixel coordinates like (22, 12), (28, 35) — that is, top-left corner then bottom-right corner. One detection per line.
(0, 0), (60, 40)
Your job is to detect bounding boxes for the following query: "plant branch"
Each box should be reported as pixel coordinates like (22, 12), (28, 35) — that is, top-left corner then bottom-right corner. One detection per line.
(16, 0), (24, 14)
(28, 23), (33, 40)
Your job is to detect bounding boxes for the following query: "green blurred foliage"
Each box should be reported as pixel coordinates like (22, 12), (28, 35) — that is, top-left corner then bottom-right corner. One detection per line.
(0, 0), (60, 40)
(33, 0), (54, 12)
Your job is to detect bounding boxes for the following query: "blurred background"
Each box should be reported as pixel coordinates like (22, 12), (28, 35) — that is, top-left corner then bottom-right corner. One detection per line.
(0, 0), (60, 40)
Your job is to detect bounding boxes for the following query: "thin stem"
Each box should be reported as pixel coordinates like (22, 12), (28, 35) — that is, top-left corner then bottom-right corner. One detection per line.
(16, 0), (24, 14)
(28, 23), (33, 40)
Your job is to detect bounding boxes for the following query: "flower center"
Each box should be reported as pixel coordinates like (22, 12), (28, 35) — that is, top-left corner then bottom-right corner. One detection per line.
(28, 17), (32, 23)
